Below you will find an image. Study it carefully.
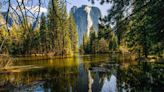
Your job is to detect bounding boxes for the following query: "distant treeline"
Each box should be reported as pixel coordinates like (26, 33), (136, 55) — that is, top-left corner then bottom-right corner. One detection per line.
(81, 24), (118, 54)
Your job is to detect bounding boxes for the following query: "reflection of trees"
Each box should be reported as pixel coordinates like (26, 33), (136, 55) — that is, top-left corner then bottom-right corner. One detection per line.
(1, 55), (162, 92)
(86, 54), (119, 92)
(0, 59), (79, 91)
(0, 55), (13, 68)
(117, 62), (164, 92)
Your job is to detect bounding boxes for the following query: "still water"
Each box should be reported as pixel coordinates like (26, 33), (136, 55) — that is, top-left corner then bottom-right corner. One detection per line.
(0, 54), (163, 92)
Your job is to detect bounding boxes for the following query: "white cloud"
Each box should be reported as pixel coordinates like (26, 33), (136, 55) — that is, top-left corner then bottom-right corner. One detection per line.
(18, 0), (29, 3)
(14, 5), (47, 14)
(26, 6), (47, 13)
(16, 0), (47, 13)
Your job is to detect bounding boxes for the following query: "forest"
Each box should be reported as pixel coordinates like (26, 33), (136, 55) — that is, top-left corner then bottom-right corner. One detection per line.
(0, 0), (78, 56)
(0, 0), (163, 59)
(83, 0), (164, 58)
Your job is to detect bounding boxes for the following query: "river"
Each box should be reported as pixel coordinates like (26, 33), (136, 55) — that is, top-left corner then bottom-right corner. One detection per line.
(0, 54), (163, 92)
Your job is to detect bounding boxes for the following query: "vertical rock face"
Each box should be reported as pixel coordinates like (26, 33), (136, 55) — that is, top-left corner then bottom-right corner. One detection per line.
(71, 5), (101, 45)
(84, 6), (93, 37)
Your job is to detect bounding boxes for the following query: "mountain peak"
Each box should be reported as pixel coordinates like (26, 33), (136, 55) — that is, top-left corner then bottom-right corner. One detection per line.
(82, 5), (91, 8)
(71, 5), (101, 45)
(71, 6), (77, 14)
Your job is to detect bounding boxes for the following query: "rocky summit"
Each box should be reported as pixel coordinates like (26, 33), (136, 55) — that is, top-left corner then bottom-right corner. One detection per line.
(71, 5), (101, 45)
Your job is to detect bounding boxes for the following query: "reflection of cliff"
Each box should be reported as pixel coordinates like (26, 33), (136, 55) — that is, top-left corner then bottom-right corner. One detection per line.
(87, 59), (118, 92)
(91, 72), (105, 92)
(101, 74), (117, 92)
(87, 71), (117, 92)
(77, 57), (88, 92)
(88, 70), (93, 92)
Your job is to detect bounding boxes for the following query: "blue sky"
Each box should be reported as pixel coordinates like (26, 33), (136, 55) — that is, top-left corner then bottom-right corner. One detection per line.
(66, 0), (112, 16)
(0, 0), (112, 16)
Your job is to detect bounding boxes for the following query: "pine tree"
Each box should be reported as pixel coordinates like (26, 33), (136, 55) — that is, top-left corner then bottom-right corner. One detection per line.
(47, 0), (73, 56)
(47, 0), (60, 53)
(83, 32), (90, 53)
(68, 13), (78, 53)
(48, 0), (62, 55)
(40, 13), (47, 53)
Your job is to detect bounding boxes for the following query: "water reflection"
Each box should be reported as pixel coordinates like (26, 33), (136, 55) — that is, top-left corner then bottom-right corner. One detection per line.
(0, 54), (163, 92)
(101, 74), (117, 92)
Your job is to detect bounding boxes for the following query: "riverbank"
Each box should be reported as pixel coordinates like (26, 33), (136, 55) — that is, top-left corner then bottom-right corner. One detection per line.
(1, 52), (163, 62)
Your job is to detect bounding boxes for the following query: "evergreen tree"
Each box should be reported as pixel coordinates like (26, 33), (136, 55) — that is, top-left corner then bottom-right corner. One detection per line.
(48, 0), (73, 56)
(83, 32), (90, 53)
(40, 13), (48, 53)
(68, 13), (78, 53)
(89, 27), (97, 53)
(92, 0), (164, 57)
(47, 0), (61, 53)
